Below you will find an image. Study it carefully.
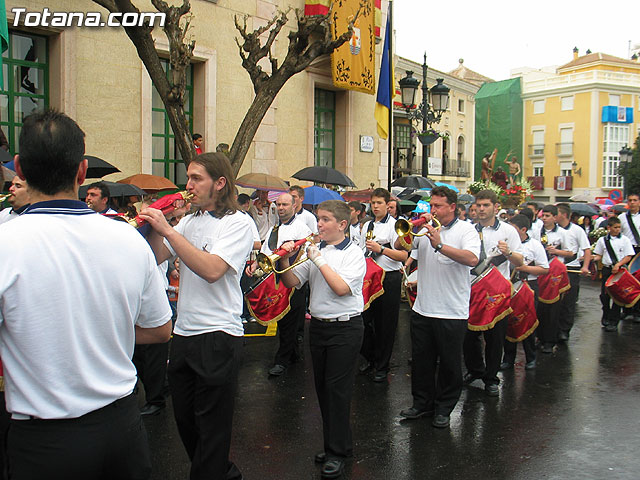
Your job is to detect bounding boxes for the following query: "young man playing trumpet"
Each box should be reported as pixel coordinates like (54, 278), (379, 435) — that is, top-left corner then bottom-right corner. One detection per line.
(280, 200), (366, 479)
(395, 186), (480, 427)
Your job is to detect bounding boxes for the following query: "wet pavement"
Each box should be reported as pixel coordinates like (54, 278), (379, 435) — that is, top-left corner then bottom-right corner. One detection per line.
(142, 279), (640, 479)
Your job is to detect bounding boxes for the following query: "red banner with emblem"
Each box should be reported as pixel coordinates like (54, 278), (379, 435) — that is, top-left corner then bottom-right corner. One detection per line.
(469, 266), (512, 331)
(363, 258), (385, 311)
(506, 281), (539, 342)
(537, 257), (570, 304)
(245, 273), (294, 326)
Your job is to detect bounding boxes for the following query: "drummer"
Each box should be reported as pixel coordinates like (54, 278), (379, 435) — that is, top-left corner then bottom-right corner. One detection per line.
(463, 190), (523, 397)
(592, 216), (635, 332)
(395, 186), (480, 428)
(620, 192), (640, 254)
(501, 214), (549, 371)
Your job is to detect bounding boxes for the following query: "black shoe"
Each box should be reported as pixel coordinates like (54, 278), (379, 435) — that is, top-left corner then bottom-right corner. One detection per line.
(557, 331), (569, 342)
(485, 383), (499, 397)
(463, 373), (482, 384)
(358, 361), (373, 374)
(432, 414), (450, 428)
(623, 313), (634, 321)
(373, 371), (387, 383)
(604, 324), (618, 332)
(399, 407), (433, 420)
(268, 364), (286, 376)
(321, 459), (344, 478)
(314, 452), (326, 464)
(140, 403), (164, 416)
(634, 317), (640, 324)
(525, 359), (537, 370)
(541, 343), (554, 354)
(499, 362), (514, 371)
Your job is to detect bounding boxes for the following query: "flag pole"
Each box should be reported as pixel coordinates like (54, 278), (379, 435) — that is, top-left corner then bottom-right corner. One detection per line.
(386, 0), (393, 191)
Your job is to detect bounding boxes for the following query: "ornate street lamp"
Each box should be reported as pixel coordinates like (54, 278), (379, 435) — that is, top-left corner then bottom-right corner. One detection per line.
(619, 145), (633, 200)
(398, 54), (450, 177)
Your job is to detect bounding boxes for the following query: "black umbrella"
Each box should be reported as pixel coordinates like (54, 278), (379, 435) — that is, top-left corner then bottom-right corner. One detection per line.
(291, 166), (356, 187)
(85, 155), (120, 178)
(0, 148), (13, 164)
(568, 202), (598, 216)
(79, 181), (145, 199)
(458, 193), (475, 204)
(611, 203), (628, 213)
(391, 175), (438, 189)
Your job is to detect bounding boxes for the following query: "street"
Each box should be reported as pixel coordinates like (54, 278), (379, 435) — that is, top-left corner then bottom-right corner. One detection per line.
(143, 279), (640, 480)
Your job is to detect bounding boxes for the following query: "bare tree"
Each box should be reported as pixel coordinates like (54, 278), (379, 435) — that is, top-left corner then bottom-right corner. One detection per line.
(93, 1), (356, 176)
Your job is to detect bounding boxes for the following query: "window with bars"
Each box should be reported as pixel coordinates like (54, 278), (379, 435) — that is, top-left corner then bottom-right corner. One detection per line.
(602, 123), (629, 188)
(151, 58), (193, 187)
(394, 123), (411, 149)
(314, 89), (335, 168)
(0, 31), (49, 154)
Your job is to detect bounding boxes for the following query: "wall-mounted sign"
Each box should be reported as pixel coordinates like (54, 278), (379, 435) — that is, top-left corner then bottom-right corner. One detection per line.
(428, 157), (442, 175)
(359, 135), (374, 153)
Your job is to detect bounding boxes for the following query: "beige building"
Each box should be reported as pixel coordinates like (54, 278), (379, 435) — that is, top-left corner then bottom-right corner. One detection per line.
(3, 0), (397, 190)
(393, 57), (483, 190)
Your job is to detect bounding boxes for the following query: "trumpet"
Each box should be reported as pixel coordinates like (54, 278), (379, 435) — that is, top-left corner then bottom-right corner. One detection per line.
(395, 215), (441, 238)
(255, 235), (315, 275)
(0, 193), (11, 203)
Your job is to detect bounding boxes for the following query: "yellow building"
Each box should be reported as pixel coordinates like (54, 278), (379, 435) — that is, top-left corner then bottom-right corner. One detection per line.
(1, 1), (394, 191)
(519, 49), (640, 202)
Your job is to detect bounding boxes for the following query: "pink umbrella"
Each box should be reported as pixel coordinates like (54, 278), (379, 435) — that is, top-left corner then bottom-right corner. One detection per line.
(596, 198), (614, 205)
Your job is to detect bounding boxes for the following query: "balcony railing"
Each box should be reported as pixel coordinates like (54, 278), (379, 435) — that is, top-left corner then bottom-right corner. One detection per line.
(556, 142), (574, 157)
(528, 144), (545, 157)
(443, 160), (471, 178)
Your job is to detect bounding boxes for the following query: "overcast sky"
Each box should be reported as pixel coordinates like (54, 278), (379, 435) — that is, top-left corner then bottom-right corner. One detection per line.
(393, 0), (639, 81)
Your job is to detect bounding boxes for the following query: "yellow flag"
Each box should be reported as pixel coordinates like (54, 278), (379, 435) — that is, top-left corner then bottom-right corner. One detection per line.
(331, 0), (376, 95)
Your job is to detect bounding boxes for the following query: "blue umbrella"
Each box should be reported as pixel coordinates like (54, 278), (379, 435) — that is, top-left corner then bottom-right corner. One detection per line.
(303, 185), (343, 205)
(434, 181), (459, 192)
(4, 160), (14, 171)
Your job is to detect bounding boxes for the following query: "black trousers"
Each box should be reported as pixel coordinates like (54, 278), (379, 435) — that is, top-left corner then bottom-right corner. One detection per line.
(600, 266), (622, 326)
(410, 314), (467, 416)
(133, 341), (169, 407)
(274, 287), (306, 366)
(310, 316), (363, 459)
(6, 393), (151, 480)
(168, 332), (243, 480)
(360, 270), (402, 373)
(558, 271), (581, 335)
(503, 280), (538, 364)
(463, 317), (507, 386)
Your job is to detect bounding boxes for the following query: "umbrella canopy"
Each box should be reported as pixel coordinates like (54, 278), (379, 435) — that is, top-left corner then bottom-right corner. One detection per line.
(291, 166), (356, 187)
(85, 155), (120, 178)
(118, 174), (178, 193)
(79, 181), (145, 199)
(302, 185), (343, 205)
(2, 165), (15, 181)
(458, 193), (475, 204)
(569, 193), (593, 202)
(434, 181), (460, 193)
(0, 148), (12, 164)
(596, 198), (614, 206)
(568, 202), (598, 216)
(236, 172), (289, 191)
(612, 203), (629, 213)
(342, 188), (374, 203)
(391, 175), (438, 189)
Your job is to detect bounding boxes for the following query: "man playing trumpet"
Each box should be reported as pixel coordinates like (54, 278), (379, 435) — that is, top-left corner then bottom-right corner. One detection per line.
(395, 186), (480, 428)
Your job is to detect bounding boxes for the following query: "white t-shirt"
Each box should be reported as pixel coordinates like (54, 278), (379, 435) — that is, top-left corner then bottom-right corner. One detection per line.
(360, 213), (402, 272)
(475, 218), (523, 280)
(296, 207), (318, 234)
(0, 208), (16, 225)
(0, 200), (172, 419)
(527, 217), (543, 238)
(560, 222), (590, 267)
(594, 235), (635, 266)
(260, 215), (313, 256)
(249, 201), (277, 241)
(531, 224), (568, 260)
(165, 210), (254, 337)
(412, 219), (481, 319)
(292, 238), (366, 318)
(519, 236), (549, 281)
(620, 211), (640, 247)
(349, 223), (362, 247)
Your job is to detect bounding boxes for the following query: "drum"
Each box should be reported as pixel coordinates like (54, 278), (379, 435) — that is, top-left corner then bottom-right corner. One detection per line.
(244, 272), (294, 326)
(506, 281), (539, 342)
(363, 258), (385, 311)
(469, 265), (512, 331)
(605, 269), (640, 308)
(403, 269), (418, 308)
(537, 257), (570, 304)
(629, 252), (640, 281)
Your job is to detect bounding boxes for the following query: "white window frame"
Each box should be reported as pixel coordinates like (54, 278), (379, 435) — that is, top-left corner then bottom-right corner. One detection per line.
(561, 96), (574, 111)
(609, 94), (620, 106)
(533, 164), (544, 177)
(457, 98), (464, 113)
(533, 100), (545, 114)
(602, 123), (629, 188)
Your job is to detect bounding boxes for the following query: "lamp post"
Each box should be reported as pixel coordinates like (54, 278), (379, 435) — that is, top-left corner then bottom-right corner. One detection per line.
(619, 145), (633, 200)
(398, 53), (450, 177)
